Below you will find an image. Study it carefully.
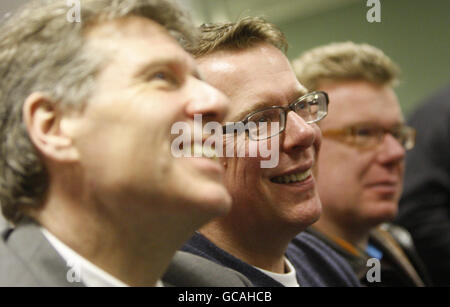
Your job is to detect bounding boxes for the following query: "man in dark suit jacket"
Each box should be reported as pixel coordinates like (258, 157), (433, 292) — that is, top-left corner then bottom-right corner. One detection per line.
(0, 0), (249, 287)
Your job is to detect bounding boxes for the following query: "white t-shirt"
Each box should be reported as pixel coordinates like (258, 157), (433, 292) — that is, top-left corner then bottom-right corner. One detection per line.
(254, 257), (300, 287)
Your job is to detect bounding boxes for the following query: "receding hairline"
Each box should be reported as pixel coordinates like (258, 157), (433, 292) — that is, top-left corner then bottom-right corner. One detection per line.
(84, 14), (170, 38)
(83, 15), (181, 64)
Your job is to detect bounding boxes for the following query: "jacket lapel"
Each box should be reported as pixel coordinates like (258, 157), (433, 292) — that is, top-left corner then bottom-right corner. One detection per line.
(5, 220), (85, 287)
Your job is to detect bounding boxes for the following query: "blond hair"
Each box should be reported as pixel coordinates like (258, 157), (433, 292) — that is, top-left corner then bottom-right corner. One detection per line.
(292, 42), (400, 91)
(0, 0), (196, 223)
(185, 16), (288, 57)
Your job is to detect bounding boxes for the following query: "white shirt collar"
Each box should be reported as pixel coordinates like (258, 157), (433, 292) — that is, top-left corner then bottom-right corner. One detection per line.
(41, 228), (163, 287)
(254, 257), (300, 287)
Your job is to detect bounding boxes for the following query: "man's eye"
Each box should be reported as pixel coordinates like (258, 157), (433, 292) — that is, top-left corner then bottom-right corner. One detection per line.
(356, 128), (375, 137)
(250, 115), (271, 124)
(297, 102), (306, 110)
(150, 71), (180, 87)
(153, 72), (169, 80)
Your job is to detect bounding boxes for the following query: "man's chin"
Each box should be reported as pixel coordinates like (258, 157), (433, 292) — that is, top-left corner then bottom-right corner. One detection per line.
(364, 202), (399, 227)
(193, 183), (232, 217)
(283, 196), (322, 231)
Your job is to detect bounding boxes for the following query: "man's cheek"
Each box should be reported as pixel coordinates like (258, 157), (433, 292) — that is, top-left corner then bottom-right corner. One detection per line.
(259, 137), (280, 169)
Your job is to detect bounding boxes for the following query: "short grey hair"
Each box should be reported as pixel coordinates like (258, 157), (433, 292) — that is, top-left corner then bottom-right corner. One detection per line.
(292, 42), (400, 91)
(0, 0), (197, 223)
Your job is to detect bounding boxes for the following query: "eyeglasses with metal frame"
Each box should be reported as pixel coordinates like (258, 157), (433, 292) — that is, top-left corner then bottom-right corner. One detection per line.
(222, 91), (329, 141)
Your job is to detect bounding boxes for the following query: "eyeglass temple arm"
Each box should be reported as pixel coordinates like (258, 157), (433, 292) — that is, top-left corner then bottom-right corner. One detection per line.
(321, 128), (348, 137)
(222, 122), (247, 134)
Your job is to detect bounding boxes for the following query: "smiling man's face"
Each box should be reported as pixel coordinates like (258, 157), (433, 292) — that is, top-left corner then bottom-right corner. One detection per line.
(197, 43), (322, 234)
(63, 17), (232, 223)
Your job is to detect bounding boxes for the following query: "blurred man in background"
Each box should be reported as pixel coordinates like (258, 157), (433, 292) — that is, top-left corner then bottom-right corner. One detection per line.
(293, 42), (432, 286)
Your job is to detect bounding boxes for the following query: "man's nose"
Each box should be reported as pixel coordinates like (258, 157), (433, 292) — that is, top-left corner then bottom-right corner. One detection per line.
(376, 133), (406, 165)
(281, 111), (316, 153)
(185, 78), (229, 124)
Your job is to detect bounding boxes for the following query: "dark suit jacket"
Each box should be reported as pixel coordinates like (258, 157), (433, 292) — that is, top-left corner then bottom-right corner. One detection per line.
(396, 85), (450, 286)
(0, 221), (252, 287)
(306, 224), (431, 287)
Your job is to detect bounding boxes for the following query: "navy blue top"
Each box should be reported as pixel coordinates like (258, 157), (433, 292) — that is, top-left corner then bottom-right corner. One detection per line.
(181, 232), (360, 287)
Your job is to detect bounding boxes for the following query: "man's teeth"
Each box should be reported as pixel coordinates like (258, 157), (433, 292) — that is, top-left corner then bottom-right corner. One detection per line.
(191, 144), (217, 159)
(271, 169), (312, 184)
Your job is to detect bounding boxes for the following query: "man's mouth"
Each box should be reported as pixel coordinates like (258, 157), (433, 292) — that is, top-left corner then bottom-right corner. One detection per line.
(365, 181), (399, 193)
(191, 143), (217, 160)
(270, 168), (312, 184)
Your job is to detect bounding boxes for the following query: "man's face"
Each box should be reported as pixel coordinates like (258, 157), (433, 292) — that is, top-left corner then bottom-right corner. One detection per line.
(316, 80), (406, 229)
(64, 17), (231, 221)
(197, 43), (322, 233)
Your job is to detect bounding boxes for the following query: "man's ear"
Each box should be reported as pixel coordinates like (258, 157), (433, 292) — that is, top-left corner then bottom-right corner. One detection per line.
(23, 93), (80, 162)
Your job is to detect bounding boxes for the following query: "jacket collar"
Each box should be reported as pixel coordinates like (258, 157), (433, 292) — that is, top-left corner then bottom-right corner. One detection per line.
(4, 219), (84, 287)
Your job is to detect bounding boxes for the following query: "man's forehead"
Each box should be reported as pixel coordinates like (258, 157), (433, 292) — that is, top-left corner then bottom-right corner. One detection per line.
(196, 51), (245, 95)
(86, 15), (168, 39)
(85, 15), (185, 60)
(86, 16), (196, 76)
(197, 46), (306, 121)
(320, 80), (404, 128)
(197, 44), (289, 76)
(227, 85), (307, 121)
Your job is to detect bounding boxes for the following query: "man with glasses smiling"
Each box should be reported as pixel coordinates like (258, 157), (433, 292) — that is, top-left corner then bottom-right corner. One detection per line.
(293, 42), (432, 286)
(181, 18), (361, 287)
